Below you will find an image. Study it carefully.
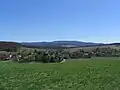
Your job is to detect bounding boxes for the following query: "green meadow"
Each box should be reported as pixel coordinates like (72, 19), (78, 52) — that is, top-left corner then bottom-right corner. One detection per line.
(0, 57), (120, 90)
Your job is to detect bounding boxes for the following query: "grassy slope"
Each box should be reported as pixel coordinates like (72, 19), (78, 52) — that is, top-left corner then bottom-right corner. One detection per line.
(65, 45), (120, 52)
(0, 58), (120, 90)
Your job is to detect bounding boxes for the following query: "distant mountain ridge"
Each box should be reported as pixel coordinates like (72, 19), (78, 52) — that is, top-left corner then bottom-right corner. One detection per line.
(21, 41), (103, 48)
(0, 41), (120, 49)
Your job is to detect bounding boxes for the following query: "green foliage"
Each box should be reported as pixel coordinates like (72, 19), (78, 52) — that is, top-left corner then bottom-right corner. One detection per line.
(0, 58), (120, 89)
(1, 46), (120, 63)
(17, 50), (65, 63)
(93, 47), (120, 57)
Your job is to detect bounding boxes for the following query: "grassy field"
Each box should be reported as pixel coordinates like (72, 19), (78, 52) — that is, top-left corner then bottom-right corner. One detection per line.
(0, 58), (120, 90)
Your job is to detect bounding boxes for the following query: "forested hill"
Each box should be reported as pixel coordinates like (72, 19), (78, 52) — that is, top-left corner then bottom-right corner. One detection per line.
(0, 41), (22, 51)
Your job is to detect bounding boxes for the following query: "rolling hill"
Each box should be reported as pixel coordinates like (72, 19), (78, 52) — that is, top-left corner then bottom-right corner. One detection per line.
(0, 41), (22, 49)
(0, 41), (120, 49)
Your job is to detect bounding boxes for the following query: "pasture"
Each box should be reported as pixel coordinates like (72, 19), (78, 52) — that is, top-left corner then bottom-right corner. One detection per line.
(0, 57), (120, 90)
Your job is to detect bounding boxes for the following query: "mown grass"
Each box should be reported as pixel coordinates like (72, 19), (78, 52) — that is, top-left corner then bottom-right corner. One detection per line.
(0, 58), (120, 90)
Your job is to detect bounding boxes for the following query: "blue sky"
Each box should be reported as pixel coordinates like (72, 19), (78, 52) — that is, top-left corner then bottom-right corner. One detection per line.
(0, 0), (120, 43)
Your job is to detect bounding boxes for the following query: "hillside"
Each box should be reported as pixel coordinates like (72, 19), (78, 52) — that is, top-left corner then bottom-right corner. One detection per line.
(0, 41), (22, 51)
(0, 41), (120, 51)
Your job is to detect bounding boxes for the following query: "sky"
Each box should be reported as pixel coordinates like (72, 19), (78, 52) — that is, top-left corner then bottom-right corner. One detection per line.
(0, 0), (120, 43)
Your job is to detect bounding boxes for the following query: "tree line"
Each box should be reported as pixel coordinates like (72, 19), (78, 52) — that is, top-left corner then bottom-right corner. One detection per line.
(0, 47), (120, 63)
